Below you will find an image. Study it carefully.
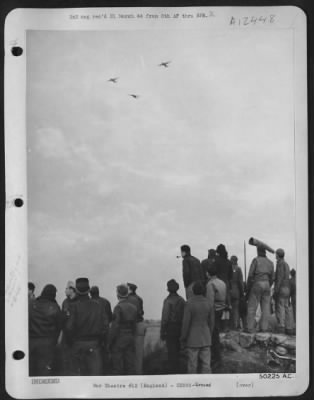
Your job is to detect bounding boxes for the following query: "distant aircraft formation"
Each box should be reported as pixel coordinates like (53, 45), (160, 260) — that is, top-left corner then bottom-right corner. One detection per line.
(107, 61), (171, 99)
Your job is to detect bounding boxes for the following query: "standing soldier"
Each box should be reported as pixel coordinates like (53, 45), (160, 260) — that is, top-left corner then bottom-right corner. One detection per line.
(29, 284), (63, 376)
(180, 281), (214, 374)
(246, 247), (275, 333)
(206, 263), (227, 367)
(61, 280), (77, 375)
(90, 286), (113, 373)
(65, 278), (105, 376)
(181, 244), (204, 299)
(274, 249), (291, 334)
(230, 256), (244, 330)
(127, 283), (146, 375)
(215, 244), (233, 331)
(160, 279), (185, 374)
(290, 269), (296, 324)
(108, 284), (138, 375)
(201, 249), (216, 283)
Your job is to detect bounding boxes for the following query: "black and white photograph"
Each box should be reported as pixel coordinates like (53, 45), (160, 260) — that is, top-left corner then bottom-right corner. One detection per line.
(4, 6), (309, 398)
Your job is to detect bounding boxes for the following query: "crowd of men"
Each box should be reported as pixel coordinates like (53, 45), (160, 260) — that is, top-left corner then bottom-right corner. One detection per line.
(28, 242), (296, 376)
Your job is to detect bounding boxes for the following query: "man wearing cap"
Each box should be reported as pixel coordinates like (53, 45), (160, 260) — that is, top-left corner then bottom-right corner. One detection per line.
(181, 244), (204, 299)
(65, 278), (106, 376)
(201, 249), (216, 283)
(108, 284), (138, 375)
(206, 263), (227, 367)
(160, 279), (185, 374)
(246, 247), (275, 333)
(180, 281), (214, 373)
(90, 286), (113, 373)
(29, 284), (63, 376)
(127, 283), (146, 375)
(274, 249), (291, 334)
(230, 256), (244, 330)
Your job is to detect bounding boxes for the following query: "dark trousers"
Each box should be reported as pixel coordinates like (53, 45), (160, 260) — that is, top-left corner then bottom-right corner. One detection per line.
(29, 337), (56, 376)
(212, 310), (223, 364)
(111, 334), (135, 375)
(166, 336), (181, 374)
(71, 340), (102, 376)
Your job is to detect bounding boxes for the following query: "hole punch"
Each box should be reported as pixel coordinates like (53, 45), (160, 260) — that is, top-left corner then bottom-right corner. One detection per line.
(11, 46), (23, 56)
(14, 198), (24, 207)
(13, 350), (25, 360)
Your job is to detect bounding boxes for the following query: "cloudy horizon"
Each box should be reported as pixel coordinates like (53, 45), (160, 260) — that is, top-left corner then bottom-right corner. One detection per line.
(27, 28), (296, 318)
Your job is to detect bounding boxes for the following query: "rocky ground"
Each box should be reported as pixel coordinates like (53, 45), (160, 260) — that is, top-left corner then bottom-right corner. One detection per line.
(143, 322), (296, 375)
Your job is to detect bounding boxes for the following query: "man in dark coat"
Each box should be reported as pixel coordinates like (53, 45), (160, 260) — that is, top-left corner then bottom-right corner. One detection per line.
(65, 278), (106, 376)
(230, 256), (244, 329)
(90, 285), (113, 373)
(160, 279), (185, 374)
(181, 244), (204, 299)
(108, 284), (138, 375)
(127, 283), (146, 374)
(29, 284), (63, 376)
(215, 244), (233, 330)
(181, 281), (214, 374)
(201, 249), (216, 283)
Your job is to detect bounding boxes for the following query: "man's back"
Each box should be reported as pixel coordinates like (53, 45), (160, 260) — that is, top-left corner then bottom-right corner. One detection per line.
(181, 295), (213, 347)
(29, 298), (62, 340)
(206, 277), (227, 311)
(110, 300), (138, 342)
(66, 295), (105, 341)
(250, 256), (275, 284)
(92, 296), (113, 324)
(275, 260), (290, 290)
(215, 256), (233, 286)
(161, 293), (185, 337)
(201, 258), (215, 279)
(127, 293), (144, 322)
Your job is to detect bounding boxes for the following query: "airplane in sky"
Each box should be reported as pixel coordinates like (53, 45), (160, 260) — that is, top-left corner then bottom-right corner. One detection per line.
(108, 77), (119, 83)
(158, 61), (171, 68)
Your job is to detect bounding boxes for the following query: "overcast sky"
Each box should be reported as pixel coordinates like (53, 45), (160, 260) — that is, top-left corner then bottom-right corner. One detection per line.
(27, 28), (296, 318)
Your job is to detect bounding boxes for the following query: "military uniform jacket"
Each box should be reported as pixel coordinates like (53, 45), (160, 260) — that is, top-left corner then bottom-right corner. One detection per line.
(108, 299), (138, 347)
(247, 256), (275, 291)
(180, 295), (214, 348)
(127, 293), (144, 322)
(160, 293), (185, 338)
(65, 295), (107, 342)
(215, 255), (233, 289)
(29, 297), (63, 341)
(275, 259), (291, 294)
